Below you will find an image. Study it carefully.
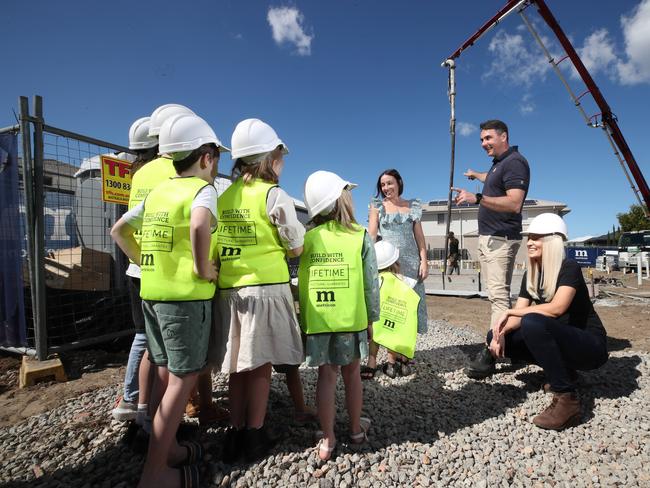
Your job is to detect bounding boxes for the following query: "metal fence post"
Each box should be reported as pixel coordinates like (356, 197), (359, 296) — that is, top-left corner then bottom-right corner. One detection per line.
(33, 96), (48, 360)
(19, 97), (41, 358)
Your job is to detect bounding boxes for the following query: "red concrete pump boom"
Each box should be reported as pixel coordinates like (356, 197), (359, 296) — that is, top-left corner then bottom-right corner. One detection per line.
(443, 0), (650, 215)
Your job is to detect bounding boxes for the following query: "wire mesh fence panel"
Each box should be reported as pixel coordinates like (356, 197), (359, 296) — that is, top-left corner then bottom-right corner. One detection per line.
(38, 130), (134, 350)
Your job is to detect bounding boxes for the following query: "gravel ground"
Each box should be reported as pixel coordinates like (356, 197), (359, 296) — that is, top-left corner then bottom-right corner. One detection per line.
(1, 320), (649, 487)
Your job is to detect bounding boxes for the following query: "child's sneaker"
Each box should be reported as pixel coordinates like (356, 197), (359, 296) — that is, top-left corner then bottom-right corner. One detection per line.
(112, 396), (137, 421)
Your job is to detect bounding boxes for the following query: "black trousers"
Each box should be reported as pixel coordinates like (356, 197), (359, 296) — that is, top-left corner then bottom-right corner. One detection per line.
(486, 313), (608, 393)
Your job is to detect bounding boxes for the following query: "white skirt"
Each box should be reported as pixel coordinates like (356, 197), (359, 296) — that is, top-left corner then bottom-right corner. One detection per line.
(217, 283), (304, 373)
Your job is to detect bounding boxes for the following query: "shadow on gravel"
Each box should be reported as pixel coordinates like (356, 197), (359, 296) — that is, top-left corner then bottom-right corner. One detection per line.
(0, 438), (143, 488)
(606, 336), (632, 352)
(248, 344), (532, 457)
(580, 355), (642, 421)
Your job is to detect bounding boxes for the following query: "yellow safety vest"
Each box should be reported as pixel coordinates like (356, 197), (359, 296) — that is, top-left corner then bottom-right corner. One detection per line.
(299, 221), (367, 334)
(127, 156), (176, 261)
(139, 176), (217, 301)
(216, 178), (290, 289)
(372, 272), (420, 359)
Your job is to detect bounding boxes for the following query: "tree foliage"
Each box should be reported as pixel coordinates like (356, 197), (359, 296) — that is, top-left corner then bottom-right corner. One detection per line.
(617, 204), (650, 232)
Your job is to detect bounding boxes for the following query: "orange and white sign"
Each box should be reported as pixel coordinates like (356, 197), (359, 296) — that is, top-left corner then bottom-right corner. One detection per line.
(100, 155), (132, 205)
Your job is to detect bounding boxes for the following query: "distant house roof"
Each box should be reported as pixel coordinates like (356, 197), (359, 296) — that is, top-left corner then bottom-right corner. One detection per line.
(567, 233), (613, 246)
(423, 198), (570, 215)
(567, 236), (594, 244)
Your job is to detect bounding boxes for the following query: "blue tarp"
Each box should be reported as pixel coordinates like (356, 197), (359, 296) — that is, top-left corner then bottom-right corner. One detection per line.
(0, 133), (27, 346)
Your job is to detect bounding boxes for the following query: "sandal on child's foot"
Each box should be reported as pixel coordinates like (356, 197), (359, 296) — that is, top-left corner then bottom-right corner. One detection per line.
(171, 440), (203, 467)
(350, 417), (371, 445)
(180, 464), (200, 488)
(399, 360), (413, 377)
(360, 365), (378, 380)
(382, 362), (400, 379)
(317, 438), (336, 461)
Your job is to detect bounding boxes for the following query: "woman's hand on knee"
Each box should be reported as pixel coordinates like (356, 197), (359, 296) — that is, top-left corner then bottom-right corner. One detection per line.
(489, 335), (505, 359)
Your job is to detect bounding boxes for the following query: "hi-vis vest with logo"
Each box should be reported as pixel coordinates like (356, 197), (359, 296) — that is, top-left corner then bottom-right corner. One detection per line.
(298, 221), (367, 335)
(139, 176), (217, 301)
(216, 178), (290, 289)
(372, 271), (420, 359)
(127, 156), (176, 262)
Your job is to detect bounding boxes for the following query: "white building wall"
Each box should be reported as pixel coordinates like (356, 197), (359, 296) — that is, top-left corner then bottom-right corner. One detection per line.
(420, 200), (569, 267)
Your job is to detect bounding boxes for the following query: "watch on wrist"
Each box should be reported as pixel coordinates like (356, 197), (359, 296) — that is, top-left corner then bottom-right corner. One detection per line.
(475, 193), (483, 205)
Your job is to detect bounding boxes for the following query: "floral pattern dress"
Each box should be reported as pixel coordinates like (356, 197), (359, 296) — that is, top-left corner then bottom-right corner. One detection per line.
(371, 197), (428, 333)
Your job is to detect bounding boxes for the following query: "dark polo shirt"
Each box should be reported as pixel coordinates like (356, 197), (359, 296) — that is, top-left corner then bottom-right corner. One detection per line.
(478, 145), (530, 240)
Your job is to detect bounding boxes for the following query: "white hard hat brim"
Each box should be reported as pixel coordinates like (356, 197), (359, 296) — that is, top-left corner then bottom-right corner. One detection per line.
(306, 180), (358, 219)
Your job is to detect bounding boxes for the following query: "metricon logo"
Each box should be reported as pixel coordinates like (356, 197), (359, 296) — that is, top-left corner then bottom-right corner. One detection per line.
(383, 319), (396, 329)
(221, 247), (242, 257)
(315, 290), (335, 302)
(575, 250), (588, 258)
(141, 254), (155, 266)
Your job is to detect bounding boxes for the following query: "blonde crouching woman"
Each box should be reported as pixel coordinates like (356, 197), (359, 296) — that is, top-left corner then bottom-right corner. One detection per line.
(466, 213), (608, 431)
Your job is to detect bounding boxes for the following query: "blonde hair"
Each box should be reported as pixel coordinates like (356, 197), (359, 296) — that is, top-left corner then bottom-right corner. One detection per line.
(379, 261), (400, 274)
(310, 189), (358, 231)
(231, 146), (284, 184)
(526, 234), (565, 301)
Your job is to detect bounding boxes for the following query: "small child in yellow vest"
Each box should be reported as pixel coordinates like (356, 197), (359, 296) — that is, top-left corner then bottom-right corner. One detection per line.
(216, 118), (305, 464)
(370, 240), (420, 379)
(111, 113), (228, 488)
(299, 170), (380, 461)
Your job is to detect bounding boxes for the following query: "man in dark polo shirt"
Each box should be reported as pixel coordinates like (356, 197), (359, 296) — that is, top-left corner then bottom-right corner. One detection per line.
(452, 119), (530, 333)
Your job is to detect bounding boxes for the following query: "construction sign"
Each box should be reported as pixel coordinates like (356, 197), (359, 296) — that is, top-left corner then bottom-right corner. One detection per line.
(100, 156), (132, 205)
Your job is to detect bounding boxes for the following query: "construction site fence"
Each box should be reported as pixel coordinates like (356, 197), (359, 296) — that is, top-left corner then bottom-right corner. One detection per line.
(0, 96), (135, 360)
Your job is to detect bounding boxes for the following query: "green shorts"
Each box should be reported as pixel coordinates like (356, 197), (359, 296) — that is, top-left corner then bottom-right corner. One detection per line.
(143, 300), (211, 376)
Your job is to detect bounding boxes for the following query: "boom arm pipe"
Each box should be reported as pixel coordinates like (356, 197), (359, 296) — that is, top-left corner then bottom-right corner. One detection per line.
(441, 59), (457, 287)
(532, 0), (650, 213)
(445, 0), (528, 61)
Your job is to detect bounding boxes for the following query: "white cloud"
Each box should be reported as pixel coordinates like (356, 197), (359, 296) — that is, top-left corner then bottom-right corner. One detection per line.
(519, 93), (535, 114)
(576, 28), (617, 79)
(484, 1), (650, 89)
(457, 122), (478, 137)
(483, 30), (550, 87)
(617, 0), (650, 84)
(267, 6), (313, 56)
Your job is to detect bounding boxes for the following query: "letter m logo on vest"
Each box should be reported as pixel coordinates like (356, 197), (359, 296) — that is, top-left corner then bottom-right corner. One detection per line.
(141, 254), (155, 266)
(221, 246), (242, 257)
(383, 319), (396, 329)
(316, 290), (335, 302)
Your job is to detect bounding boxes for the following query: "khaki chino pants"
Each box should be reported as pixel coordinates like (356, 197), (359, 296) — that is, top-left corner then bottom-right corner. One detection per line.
(477, 235), (521, 328)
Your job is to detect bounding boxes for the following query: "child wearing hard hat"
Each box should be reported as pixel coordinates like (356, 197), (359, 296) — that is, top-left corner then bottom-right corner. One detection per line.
(299, 170), (380, 461)
(369, 240), (420, 379)
(216, 118), (305, 463)
(111, 113), (227, 488)
(111, 115), (160, 428)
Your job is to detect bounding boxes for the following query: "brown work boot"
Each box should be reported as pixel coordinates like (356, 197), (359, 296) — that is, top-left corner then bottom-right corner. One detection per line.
(533, 392), (581, 430)
(185, 391), (200, 418)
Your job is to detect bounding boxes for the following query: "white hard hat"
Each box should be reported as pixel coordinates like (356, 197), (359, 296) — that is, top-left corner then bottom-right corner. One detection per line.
(522, 213), (568, 240)
(148, 104), (195, 137)
(375, 240), (399, 270)
(303, 170), (357, 219)
(158, 114), (229, 157)
(128, 117), (158, 150)
(231, 118), (288, 159)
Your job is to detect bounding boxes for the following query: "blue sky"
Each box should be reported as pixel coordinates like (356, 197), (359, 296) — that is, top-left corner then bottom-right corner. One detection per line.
(3, 0), (649, 239)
